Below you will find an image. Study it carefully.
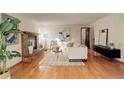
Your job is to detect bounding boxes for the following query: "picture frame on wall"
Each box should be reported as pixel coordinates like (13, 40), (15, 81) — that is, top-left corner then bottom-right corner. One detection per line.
(4, 33), (19, 45)
(98, 28), (108, 46)
(1, 13), (19, 45)
(58, 28), (71, 42)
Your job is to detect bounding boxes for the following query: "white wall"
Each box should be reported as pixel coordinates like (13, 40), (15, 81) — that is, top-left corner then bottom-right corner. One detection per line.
(7, 13), (40, 33)
(39, 25), (83, 48)
(0, 13), (40, 67)
(91, 14), (124, 63)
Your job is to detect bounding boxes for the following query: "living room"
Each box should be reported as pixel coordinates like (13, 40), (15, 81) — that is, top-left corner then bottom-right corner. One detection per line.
(1, 1), (124, 93)
(0, 13), (124, 79)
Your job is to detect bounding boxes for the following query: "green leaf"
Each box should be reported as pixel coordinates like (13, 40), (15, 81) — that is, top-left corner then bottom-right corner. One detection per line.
(5, 51), (13, 60)
(3, 23), (13, 32)
(11, 51), (21, 57)
(0, 54), (7, 63)
(10, 19), (21, 29)
(1, 44), (7, 51)
(0, 18), (20, 32)
(3, 29), (20, 36)
(0, 20), (14, 32)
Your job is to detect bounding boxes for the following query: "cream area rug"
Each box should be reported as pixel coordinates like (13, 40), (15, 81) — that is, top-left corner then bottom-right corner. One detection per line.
(39, 52), (85, 66)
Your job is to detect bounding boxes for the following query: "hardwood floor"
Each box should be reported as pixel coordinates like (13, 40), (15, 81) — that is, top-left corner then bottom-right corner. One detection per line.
(10, 50), (124, 79)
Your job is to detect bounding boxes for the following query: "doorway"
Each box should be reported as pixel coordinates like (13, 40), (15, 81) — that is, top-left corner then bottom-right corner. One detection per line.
(81, 27), (90, 48)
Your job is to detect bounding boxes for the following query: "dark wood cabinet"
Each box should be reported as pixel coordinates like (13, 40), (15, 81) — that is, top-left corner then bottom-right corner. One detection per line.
(21, 31), (42, 62)
(93, 45), (121, 59)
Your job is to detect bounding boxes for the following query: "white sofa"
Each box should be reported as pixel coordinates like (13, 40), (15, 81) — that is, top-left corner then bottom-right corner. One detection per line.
(68, 46), (88, 61)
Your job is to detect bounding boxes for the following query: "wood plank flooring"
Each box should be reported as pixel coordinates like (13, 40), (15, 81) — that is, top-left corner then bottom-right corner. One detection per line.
(10, 50), (124, 79)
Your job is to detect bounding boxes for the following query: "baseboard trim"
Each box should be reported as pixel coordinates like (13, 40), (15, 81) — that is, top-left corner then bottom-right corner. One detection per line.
(115, 59), (124, 64)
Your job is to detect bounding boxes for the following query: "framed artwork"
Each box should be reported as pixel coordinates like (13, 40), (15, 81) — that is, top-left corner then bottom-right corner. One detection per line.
(1, 13), (19, 45)
(4, 33), (19, 45)
(98, 29), (108, 46)
(58, 28), (71, 42)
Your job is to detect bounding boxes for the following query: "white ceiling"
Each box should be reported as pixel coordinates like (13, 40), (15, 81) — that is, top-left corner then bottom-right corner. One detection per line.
(19, 13), (109, 25)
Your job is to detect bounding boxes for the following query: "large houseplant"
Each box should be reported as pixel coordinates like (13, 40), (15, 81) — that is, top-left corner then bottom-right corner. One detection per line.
(0, 18), (21, 78)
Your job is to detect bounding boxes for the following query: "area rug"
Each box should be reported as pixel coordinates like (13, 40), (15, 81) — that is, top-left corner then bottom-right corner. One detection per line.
(39, 52), (85, 66)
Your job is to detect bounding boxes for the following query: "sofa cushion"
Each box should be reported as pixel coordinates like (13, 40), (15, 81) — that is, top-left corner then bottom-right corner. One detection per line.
(67, 42), (74, 47)
(73, 43), (80, 47)
(80, 44), (86, 47)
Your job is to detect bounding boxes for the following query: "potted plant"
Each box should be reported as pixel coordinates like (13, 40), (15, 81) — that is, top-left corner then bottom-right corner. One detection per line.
(0, 18), (21, 79)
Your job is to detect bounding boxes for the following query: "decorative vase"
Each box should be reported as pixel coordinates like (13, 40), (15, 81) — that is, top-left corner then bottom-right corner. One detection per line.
(109, 43), (115, 49)
(28, 46), (34, 54)
(110, 46), (114, 49)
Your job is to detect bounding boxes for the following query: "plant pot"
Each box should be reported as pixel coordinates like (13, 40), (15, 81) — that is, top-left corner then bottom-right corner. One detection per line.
(0, 70), (11, 79)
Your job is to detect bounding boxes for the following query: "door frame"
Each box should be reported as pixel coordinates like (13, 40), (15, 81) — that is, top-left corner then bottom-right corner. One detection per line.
(80, 27), (90, 48)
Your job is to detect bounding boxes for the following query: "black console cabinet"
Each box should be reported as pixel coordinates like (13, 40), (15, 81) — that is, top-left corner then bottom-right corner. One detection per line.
(93, 45), (121, 59)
